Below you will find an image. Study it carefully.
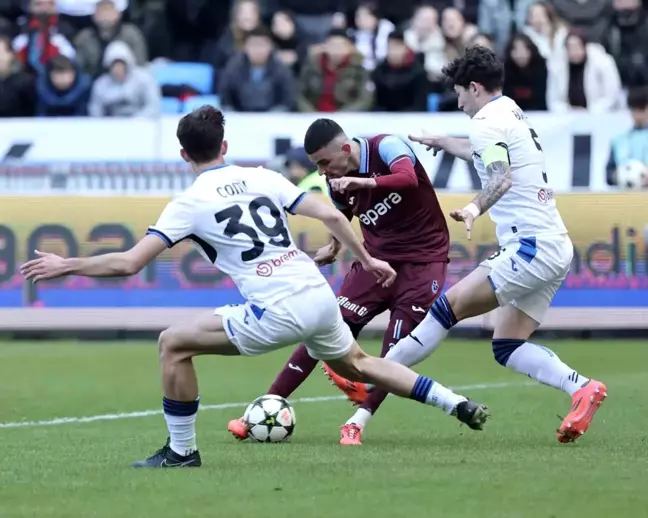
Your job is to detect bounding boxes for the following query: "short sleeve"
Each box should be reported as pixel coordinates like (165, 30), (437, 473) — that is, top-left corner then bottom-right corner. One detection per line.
(378, 135), (417, 168)
(146, 195), (196, 248)
(263, 171), (308, 215)
(470, 120), (510, 164)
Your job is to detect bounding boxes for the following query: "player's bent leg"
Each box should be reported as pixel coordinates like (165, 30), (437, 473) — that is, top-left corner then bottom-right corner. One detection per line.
(342, 309), (425, 443)
(325, 343), (490, 436)
(385, 266), (499, 368)
(492, 304), (607, 443)
(133, 313), (239, 468)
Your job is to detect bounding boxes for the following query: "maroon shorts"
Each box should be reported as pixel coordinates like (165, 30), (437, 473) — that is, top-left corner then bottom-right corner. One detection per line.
(336, 260), (447, 348)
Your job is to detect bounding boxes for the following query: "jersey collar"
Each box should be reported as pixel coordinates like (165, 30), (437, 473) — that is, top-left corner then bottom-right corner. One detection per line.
(201, 164), (231, 174)
(352, 137), (369, 174)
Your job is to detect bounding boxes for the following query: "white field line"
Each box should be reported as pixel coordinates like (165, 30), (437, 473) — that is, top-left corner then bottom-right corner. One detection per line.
(0, 381), (536, 430)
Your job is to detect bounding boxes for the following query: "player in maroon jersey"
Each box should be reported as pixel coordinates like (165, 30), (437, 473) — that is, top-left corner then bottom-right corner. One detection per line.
(227, 118), (490, 445)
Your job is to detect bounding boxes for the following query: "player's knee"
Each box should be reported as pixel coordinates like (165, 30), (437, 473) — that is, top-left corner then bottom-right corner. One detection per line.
(158, 328), (182, 363)
(492, 338), (524, 366)
(331, 347), (370, 381)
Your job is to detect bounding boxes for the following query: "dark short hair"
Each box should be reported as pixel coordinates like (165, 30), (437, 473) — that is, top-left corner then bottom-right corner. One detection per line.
(177, 105), (226, 163)
(441, 45), (504, 93)
(627, 86), (648, 110)
(388, 28), (405, 43)
(304, 118), (345, 154)
(244, 25), (272, 41)
(327, 28), (351, 41)
(49, 55), (75, 72)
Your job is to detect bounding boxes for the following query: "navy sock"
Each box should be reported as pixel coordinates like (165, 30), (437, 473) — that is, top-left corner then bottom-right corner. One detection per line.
(492, 339), (525, 366)
(429, 295), (458, 330)
(163, 397), (200, 417)
(410, 375), (434, 403)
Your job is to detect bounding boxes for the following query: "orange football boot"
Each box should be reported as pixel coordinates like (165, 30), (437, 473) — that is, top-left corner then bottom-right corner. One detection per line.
(227, 417), (249, 440)
(557, 380), (607, 443)
(340, 424), (363, 445)
(321, 363), (370, 405)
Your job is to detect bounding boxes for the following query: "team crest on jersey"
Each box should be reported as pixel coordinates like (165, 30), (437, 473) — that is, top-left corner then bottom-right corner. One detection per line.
(431, 280), (439, 294)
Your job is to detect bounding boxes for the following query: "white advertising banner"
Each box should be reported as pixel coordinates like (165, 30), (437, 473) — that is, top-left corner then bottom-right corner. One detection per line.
(0, 111), (635, 191)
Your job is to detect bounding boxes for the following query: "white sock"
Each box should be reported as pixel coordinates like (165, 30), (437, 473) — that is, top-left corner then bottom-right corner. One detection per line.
(346, 408), (372, 427)
(163, 397), (199, 456)
(385, 295), (456, 367)
(503, 342), (589, 396)
(426, 382), (467, 414)
(385, 315), (448, 367)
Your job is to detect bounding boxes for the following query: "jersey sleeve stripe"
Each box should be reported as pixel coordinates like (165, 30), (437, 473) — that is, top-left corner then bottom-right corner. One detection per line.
(146, 228), (174, 248)
(388, 155), (413, 167)
(285, 192), (307, 214)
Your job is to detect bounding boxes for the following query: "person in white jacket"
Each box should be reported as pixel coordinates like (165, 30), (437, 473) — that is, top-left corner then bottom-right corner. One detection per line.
(547, 29), (622, 113)
(88, 40), (161, 117)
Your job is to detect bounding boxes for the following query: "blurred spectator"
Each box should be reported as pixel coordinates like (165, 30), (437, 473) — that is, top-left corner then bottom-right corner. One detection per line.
(0, 35), (35, 117)
(372, 28), (427, 112)
(12, 0), (75, 75)
(89, 40), (160, 117)
(219, 27), (296, 112)
(503, 33), (547, 111)
(0, 0), (24, 37)
(371, 0), (419, 27)
(270, 11), (302, 74)
(351, 1), (394, 71)
(602, 0), (648, 88)
(74, 0), (148, 78)
(404, 5), (445, 81)
(522, 2), (567, 63)
(36, 54), (91, 116)
(470, 33), (496, 52)
(547, 30), (622, 113)
(57, 0), (127, 34)
(606, 87), (648, 186)
(285, 147), (326, 191)
(270, 0), (347, 46)
(478, 0), (533, 54)
(441, 7), (478, 63)
(215, 0), (262, 71)
(551, 0), (611, 44)
(164, 0), (233, 63)
(297, 28), (373, 112)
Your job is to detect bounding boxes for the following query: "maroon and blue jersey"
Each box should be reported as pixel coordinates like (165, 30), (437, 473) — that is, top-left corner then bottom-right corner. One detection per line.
(328, 134), (449, 263)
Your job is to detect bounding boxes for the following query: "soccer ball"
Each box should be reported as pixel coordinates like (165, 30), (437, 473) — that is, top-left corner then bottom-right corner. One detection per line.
(616, 160), (647, 190)
(243, 394), (296, 443)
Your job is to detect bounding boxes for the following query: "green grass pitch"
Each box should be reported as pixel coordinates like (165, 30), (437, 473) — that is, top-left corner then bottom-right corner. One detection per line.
(1, 339), (647, 518)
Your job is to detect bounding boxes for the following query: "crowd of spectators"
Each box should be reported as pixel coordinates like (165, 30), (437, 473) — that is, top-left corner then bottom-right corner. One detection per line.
(0, 0), (647, 117)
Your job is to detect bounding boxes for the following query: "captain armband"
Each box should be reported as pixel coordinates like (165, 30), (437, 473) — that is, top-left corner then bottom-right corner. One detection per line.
(481, 143), (510, 167)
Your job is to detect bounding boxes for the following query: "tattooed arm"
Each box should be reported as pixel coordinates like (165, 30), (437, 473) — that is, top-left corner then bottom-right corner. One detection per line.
(449, 143), (512, 238)
(472, 159), (513, 214)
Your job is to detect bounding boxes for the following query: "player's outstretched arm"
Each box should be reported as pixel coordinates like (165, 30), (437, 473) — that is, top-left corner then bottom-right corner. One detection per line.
(409, 135), (473, 162)
(21, 234), (167, 282)
(292, 195), (396, 287)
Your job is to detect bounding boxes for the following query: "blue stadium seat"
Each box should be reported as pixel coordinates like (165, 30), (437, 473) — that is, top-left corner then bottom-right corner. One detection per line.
(183, 95), (221, 113)
(151, 62), (215, 94)
(427, 94), (440, 112)
(161, 97), (182, 114)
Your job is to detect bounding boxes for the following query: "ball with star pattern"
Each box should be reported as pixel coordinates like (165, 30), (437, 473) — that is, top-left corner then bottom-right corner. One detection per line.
(243, 395), (296, 443)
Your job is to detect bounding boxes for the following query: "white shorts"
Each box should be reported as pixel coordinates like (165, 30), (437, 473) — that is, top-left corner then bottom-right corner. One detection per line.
(480, 234), (573, 323)
(214, 284), (354, 361)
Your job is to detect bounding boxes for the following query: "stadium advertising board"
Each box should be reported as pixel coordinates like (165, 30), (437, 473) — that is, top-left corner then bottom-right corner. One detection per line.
(0, 193), (645, 330)
(0, 112), (637, 192)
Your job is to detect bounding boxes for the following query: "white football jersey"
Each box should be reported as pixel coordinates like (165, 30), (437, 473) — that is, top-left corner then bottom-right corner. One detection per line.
(469, 95), (568, 245)
(148, 165), (327, 306)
